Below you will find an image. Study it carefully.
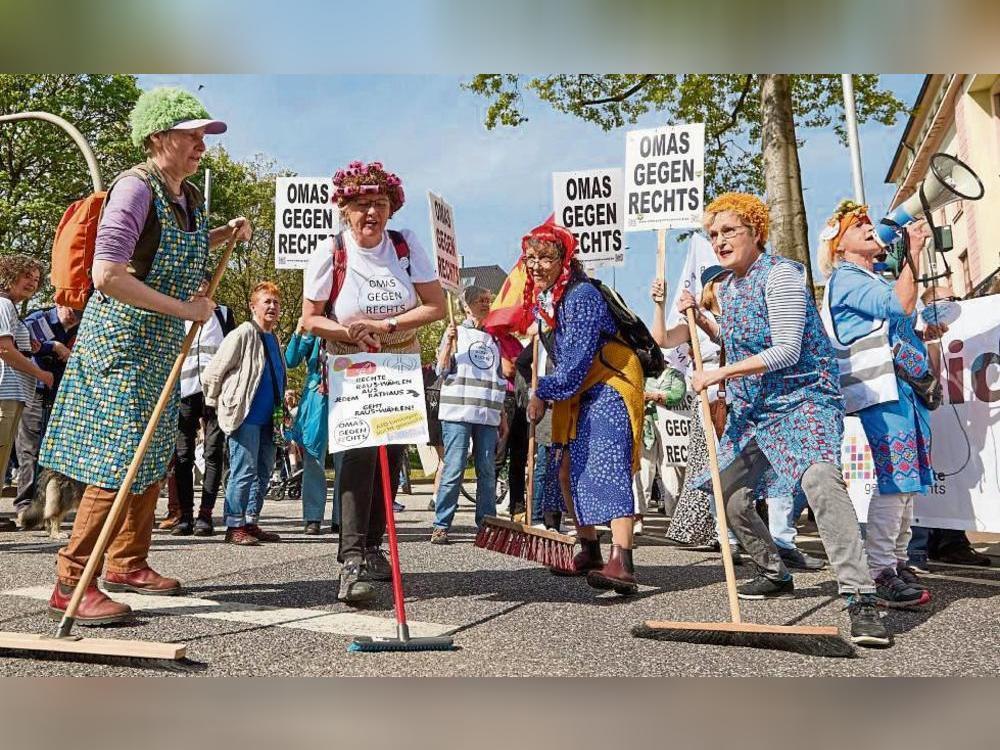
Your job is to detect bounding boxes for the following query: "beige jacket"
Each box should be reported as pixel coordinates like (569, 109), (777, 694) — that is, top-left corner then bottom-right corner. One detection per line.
(202, 320), (281, 435)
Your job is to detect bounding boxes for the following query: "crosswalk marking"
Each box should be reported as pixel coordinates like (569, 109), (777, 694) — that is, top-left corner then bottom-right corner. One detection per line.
(3, 586), (455, 639)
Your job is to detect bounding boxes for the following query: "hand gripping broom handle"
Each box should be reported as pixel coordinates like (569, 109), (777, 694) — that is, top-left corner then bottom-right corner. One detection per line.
(524, 335), (539, 524)
(685, 308), (742, 625)
(57, 235), (239, 637)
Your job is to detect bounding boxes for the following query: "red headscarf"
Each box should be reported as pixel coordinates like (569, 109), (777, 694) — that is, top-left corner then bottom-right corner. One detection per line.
(520, 215), (578, 329)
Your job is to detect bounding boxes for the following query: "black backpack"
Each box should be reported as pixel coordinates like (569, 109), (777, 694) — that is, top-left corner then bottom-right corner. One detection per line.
(539, 278), (665, 378)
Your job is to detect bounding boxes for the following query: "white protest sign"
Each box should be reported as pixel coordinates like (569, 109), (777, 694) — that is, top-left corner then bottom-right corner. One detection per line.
(552, 168), (625, 269)
(664, 232), (721, 382)
(624, 123), (704, 232)
(273, 177), (339, 269)
(658, 392), (694, 466)
(428, 191), (461, 294)
(327, 352), (429, 453)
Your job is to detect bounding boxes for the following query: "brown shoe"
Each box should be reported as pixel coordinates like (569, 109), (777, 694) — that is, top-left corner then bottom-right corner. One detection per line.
(101, 567), (181, 596)
(245, 523), (280, 542)
(551, 539), (604, 577)
(225, 526), (260, 546)
(48, 581), (133, 625)
(586, 544), (638, 595)
(158, 513), (182, 530)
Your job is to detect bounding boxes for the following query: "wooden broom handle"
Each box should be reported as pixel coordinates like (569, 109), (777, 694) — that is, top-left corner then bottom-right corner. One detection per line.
(655, 229), (666, 282)
(59, 234), (239, 631)
(524, 335), (540, 524)
(686, 308), (742, 625)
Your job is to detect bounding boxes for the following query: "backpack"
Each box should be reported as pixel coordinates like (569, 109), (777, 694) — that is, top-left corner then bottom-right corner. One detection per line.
(326, 229), (412, 311)
(539, 277), (665, 379)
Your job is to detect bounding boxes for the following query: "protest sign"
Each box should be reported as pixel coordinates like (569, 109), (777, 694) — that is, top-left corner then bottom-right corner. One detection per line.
(658, 392), (694, 466)
(552, 168), (625, 268)
(428, 191), (461, 294)
(624, 123), (705, 232)
(327, 352), (429, 452)
(274, 177), (339, 269)
(664, 232), (721, 377)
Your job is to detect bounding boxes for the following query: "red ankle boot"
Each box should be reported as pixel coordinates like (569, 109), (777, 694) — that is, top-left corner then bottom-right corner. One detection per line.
(586, 544), (638, 595)
(551, 539), (604, 577)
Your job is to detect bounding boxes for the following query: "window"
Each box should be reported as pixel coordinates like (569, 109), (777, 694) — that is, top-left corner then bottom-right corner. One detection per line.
(960, 250), (972, 296)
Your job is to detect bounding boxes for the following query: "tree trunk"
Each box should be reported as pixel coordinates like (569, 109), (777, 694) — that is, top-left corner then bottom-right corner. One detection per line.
(759, 74), (815, 292)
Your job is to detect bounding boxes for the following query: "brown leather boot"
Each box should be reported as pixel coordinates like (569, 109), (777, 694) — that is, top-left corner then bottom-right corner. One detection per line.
(551, 539), (604, 577)
(586, 544), (638, 595)
(48, 581), (133, 625)
(102, 567), (181, 596)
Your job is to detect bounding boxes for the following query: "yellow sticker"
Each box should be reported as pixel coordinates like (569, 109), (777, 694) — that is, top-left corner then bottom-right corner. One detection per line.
(370, 410), (424, 437)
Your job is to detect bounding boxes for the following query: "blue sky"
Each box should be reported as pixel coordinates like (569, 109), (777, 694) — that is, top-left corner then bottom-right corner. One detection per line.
(140, 73), (923, 321)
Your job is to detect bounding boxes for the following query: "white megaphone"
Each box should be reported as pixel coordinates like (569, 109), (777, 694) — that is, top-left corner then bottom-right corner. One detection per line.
(875, 152), (985, 248)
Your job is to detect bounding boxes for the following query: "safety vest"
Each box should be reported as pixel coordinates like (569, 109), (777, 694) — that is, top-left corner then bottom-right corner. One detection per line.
(438, 324), (507, 427)
(820, 266), (899, 414)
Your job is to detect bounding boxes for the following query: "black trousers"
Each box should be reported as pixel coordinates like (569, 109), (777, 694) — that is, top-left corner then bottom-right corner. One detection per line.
(13, 390), (52, 511)
(175, 392), (226, 518)
(335, 444), (403, 563)
(506, 405), (529, 515)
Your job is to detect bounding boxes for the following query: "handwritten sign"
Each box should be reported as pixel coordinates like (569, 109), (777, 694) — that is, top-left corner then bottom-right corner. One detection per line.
(327, 352), (429, 452)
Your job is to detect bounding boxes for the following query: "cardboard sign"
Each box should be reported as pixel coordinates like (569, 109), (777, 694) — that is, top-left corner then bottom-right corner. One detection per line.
(624, 123), (705, 232)
(327, 352), (429, 452)
(274, 177), (340, 270)
(552, 168), (625, 269)
(428, 191), (461, 294)
(658, 392), (694, 466)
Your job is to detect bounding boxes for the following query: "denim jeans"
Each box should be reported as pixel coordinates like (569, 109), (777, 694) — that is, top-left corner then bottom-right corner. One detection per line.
(531, 443), (548, 525)
(434, 420), (498, 530)
(224, 421), (276, 528)
(767, 493), (810, 551)
(301, 450), (327, 523)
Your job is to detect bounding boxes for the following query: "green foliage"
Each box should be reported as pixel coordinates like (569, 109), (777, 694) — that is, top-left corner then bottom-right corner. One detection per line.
(0, 74), (143, 281)
(464, 74), (908, 199)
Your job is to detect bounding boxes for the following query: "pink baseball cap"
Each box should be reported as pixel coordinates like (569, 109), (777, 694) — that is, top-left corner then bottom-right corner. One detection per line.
(171, 118), (227, 134)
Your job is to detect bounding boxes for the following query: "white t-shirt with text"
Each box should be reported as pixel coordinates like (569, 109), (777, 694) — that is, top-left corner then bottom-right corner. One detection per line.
(303, 229), (437, 325)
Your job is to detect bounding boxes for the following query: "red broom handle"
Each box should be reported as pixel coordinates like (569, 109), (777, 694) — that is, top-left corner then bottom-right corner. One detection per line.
(379, 443), (407, 628)
(525, 335), (539, 522)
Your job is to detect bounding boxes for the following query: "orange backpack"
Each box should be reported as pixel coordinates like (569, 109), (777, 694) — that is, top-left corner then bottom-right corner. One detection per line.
(50, 192), (108, 310)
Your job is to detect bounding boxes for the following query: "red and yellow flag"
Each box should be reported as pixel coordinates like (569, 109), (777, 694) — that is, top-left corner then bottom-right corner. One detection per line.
(482, 259), (531, 336)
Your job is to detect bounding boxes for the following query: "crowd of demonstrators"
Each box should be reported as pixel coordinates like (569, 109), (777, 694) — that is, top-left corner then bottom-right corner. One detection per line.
(301, 159), (446, 604)
(203, 282), (285, 546)
(39, 87), (250, 624)
(522, 221), (646, 594)
(430, 285), (512, 545)
(0, 255), (49, 531)
(13, 302), (79, 521)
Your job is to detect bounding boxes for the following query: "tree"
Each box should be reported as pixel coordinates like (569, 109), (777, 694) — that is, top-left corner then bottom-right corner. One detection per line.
(0, 74), (143, 275)
(464, 74), (907, 288)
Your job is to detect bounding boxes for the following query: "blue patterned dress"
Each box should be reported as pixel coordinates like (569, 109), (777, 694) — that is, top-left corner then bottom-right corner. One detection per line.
(693, 253), (845, 490)
(536, 282), (636, 526)
(40, 177), (208, 491)
(827, 262), (933, 495)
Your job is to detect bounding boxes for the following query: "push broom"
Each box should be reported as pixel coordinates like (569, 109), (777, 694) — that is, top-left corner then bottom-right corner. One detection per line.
(475, 336), (577, 572)
(631, 307), (855, 658)
(0, 234), (239, 671)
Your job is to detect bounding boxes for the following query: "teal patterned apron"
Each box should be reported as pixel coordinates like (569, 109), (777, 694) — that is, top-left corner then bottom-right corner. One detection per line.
(39, 176), (208, 491)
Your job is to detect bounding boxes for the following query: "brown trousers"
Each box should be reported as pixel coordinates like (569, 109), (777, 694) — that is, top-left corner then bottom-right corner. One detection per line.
(56, 482), (160, 585)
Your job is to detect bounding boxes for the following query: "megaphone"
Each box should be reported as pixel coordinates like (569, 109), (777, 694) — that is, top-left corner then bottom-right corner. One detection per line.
(875, 152), (984, 248)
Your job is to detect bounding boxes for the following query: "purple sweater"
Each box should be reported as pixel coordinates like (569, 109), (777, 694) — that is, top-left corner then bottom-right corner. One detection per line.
(95, 176), (191, 264)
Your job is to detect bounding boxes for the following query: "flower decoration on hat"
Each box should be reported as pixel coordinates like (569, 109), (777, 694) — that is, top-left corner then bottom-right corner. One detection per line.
(821, 199), (872, 251)
(332, 160), (405, 214)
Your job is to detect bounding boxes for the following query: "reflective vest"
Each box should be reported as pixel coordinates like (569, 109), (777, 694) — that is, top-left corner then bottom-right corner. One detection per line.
(438, 325), (507, 426)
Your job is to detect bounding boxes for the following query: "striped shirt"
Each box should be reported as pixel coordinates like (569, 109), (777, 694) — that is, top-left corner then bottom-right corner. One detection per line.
(758, 263), (806, 372)
(0, 297), (36, 402)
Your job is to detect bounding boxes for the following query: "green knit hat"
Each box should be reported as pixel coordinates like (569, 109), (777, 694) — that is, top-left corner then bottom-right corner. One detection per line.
(129, 86), (227, 149)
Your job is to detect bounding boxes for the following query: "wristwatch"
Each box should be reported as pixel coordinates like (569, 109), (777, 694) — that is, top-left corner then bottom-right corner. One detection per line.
(386, 316), (399, 334)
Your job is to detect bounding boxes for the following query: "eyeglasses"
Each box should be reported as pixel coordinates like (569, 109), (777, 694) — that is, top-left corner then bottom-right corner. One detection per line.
(524, 255), (561, 268)
(350, 198), (391, 213)
(708, 225), (750, 244)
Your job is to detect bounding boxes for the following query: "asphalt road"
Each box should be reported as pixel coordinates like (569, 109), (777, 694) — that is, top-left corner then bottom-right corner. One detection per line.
(1, 484), (999, 676)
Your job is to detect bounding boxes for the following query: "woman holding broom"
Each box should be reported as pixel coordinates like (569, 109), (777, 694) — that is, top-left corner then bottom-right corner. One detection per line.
(522, 220), (645, 595)
(41, 87), (251, 624)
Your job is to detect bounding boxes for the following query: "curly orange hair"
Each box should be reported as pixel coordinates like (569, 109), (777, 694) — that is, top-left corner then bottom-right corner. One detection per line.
(703, 192), (769, 245)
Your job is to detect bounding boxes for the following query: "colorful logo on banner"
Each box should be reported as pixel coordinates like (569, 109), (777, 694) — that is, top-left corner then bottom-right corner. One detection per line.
(841, 430), (874, 482)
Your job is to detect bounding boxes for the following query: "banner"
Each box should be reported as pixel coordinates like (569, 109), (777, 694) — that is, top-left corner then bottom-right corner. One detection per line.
(274, 177), (339, 269)
(428, 191), (461, 294)
(664, 232), (720, 376)
(327, 352), (429, 453)
(624, 123), (705, 232)
(552, 168), (625, 269)
(842, 295), (1000, 532)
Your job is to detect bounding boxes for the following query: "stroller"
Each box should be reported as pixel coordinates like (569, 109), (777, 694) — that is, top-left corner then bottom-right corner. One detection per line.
(267, 445), (303, 501)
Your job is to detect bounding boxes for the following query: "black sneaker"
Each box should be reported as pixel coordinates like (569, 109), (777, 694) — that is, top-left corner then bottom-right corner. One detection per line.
(933, 546), (992, 567)
(304, 521), (322, 535)
(737, 574), (794, 600)
(896, 565), (926, 590)
(874, 568), (931, 608)
(171, 517), (193, 536)
(846, 594), (891, 648)
(778, 546), (827, 571)
(338, 560), (375, 603)
(361, 546), (392, 581)
(193, 516), (215, 537)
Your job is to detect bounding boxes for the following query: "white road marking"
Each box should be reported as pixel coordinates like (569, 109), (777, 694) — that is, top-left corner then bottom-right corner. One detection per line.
(3, 586), (454, 638)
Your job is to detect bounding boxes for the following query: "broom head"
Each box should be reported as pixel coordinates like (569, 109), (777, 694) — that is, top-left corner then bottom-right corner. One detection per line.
(632, 620), (857, 658)
(475, 516), (577, 573)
